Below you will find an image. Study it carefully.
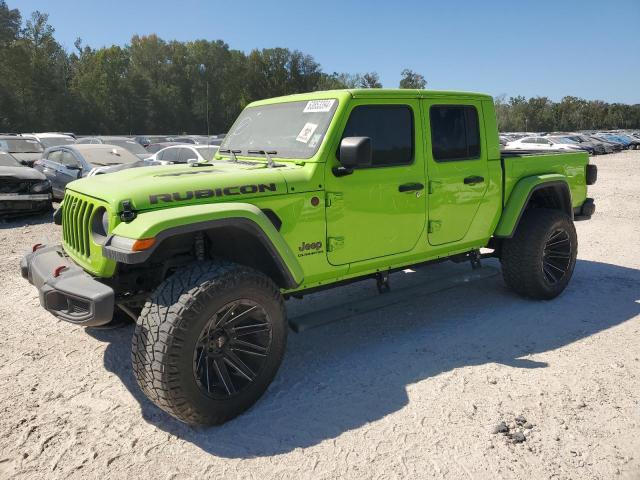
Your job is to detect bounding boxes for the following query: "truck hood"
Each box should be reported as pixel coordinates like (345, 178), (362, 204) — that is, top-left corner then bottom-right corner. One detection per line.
(66, 160), (293, 212)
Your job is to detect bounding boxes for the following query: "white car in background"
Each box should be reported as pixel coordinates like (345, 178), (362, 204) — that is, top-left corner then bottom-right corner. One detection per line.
(505, 136), (583, 152)
(30, 133), (76, 149)
(148, 144), (219, 164)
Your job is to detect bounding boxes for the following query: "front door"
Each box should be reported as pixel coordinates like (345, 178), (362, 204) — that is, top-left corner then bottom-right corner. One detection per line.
(325, 101), (426, 265)
(422, 100), (489, 245)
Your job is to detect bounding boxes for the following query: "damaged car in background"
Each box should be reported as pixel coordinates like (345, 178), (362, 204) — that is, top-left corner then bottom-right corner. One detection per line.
(0, 135), (45, 167)
(34, 144), (162, 200)
(0, 151), (52, 218)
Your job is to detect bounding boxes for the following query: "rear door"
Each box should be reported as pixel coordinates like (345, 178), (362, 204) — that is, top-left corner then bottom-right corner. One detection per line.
(422, 100), (489, 245)
(325, 100), (427, 265)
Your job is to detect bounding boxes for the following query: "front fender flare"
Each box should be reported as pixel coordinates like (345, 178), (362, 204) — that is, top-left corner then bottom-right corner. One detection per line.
(103, 203), (303, 289)
(494, 174), (572, 238)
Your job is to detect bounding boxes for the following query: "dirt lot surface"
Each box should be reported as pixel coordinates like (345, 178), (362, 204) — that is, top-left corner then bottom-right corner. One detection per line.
(1, 151), (639, 480)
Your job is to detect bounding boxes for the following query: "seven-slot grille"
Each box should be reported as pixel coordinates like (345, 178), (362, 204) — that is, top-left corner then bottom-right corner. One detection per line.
(62, 192), (95, 258)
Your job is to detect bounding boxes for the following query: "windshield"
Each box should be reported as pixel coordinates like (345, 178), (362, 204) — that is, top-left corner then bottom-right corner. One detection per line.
(0, 152), (21, 167)
(39, 137), (76, 148)
(0, 138), (43, 153)
(220, 99), (339, 159)
(104, 139), (148, 154)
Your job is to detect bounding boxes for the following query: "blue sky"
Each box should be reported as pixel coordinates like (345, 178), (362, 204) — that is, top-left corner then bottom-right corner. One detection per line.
(13, 0), (640, 103)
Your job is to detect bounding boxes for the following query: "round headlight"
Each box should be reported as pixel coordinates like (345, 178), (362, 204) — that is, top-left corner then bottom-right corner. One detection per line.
(91, 207), (110, 244)
(30, 180), (51, 193)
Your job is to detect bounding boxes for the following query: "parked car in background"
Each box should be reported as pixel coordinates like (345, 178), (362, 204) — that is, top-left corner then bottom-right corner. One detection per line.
(613, 133), (640, 149)
(589, 135), (623, 151)
(546, 136), (596, 155)
(0, 135), (44, 167)
(148, 144), (219, 163)
(134, 135), (174, 147)
(0, 151), (52, 217)
(171, 135), (211, 145)
(505, 136), (583, 152)
(31, 133), (76, 149)
(145, 141), (184, 154)
(593, 134), (630, 150)
(35, 144), (145, 199)
(76, 136), (151, 159)
(567, 134), (609, 154)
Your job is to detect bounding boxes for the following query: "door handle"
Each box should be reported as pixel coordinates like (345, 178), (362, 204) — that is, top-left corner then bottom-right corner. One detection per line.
(398, 182), (425, 193)
(463, 176), (484, 185)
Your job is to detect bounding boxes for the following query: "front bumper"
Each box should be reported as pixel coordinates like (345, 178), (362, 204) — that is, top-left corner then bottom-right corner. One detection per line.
(21, 244), (114, 327)
(0, 193), (51, 216)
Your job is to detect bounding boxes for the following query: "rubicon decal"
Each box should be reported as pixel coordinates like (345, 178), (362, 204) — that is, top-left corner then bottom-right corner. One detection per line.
(149, 183), (276, 204)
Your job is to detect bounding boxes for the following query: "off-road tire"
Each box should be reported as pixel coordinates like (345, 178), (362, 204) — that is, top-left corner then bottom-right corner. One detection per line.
(500, 208), (577, 300)
(132, 260), (287, 425)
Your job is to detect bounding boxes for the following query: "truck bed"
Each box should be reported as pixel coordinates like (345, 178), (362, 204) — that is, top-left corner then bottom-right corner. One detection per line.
(500, 150), (589, 208)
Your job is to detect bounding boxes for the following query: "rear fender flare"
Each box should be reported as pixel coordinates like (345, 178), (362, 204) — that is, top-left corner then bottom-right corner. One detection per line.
(494, 174), (572, 238)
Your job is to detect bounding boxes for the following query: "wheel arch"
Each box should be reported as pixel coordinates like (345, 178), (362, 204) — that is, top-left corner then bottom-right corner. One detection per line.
(494, 175), (573, 238)
(103, 203), (303, 289)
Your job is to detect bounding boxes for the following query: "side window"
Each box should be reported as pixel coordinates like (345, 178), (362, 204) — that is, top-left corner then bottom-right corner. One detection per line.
(47, 150), (63, 163)
(429, 105), (481, 161)
(341, 105), (413, 167)
(61, 151), (79, 168)
(521, 138), (535, 144)
(178, 148), (194, 163)
(536, 138), (550, 144)
(161, 148), (179, 162)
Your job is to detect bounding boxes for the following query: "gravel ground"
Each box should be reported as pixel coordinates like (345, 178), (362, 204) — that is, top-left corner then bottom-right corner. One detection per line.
(1, 151), (639, 480)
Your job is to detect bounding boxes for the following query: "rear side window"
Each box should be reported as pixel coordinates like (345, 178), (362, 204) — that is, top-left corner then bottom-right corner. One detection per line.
(178, 148), (195, 163)
(429, 105), (480, 161)
(160, 148), (179, 162)
(341, 105), (413, 166)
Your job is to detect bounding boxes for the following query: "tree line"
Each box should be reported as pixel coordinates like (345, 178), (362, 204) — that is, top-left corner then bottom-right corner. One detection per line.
(1, 2), (638, 135)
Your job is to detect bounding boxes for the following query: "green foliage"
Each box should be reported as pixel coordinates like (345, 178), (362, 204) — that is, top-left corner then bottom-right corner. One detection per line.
(357, 72), (382, 89)
(399, 68), (426, 89)
(0, 2), (638, 134)
(495, 94), (640, 132)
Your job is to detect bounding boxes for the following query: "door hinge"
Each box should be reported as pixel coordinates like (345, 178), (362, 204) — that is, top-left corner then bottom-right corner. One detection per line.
(428, 181), (441, 194)
(327, 236), (345, 251)
(326, 192), (344, 207)
(428, 220), (442, 233)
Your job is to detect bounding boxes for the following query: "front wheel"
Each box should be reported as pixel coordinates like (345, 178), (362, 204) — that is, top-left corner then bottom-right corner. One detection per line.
(500, 209), (577, 300)
(132, 261), (287, 425)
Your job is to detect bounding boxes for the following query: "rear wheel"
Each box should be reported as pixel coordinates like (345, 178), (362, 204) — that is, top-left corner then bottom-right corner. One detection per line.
(132, 261), (287, 425)
(500, 209), (577, 300)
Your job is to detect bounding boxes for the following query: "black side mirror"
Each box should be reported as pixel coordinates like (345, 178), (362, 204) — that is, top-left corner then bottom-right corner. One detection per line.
(339, 136), (372, 168)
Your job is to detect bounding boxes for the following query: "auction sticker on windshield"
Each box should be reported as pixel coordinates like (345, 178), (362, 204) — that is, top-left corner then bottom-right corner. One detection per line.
(296, 123), (318, 143)
(303, 99), (335, 113)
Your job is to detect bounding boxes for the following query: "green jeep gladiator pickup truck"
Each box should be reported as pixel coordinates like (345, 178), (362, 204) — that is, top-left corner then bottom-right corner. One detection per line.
(22, 89), (597, 425)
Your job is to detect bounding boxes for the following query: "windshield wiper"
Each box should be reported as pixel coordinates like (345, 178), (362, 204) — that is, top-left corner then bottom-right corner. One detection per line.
(218, 148), (242, 162)
(247, 149), (277, 168)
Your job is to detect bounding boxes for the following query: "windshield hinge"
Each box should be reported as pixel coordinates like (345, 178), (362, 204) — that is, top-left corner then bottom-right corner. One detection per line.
(120, 200), (137, 222)
(326, 192), (343, 207)
(327, 236), (344, 252)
